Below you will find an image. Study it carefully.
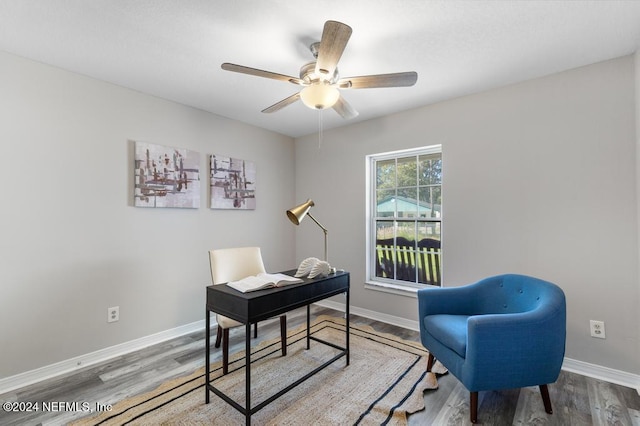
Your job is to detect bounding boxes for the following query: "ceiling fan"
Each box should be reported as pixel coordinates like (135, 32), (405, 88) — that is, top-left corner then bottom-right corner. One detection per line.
(221, 20), (418, 119)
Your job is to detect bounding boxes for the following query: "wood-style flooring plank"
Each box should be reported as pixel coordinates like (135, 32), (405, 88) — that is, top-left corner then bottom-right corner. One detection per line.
(587, 376), (636, 426)
(430, 380), (472, 425)
(477, 388), (520, 425)
(628, 408), (640, 426)
(550, 367), (593, 425)
(408, 370), (457, 425)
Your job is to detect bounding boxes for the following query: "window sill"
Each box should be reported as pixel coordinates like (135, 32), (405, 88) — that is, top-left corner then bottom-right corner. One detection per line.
(364, 281), (419, 298)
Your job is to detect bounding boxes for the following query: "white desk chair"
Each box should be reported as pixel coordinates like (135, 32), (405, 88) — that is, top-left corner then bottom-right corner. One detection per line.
(209, 247), (287, 374)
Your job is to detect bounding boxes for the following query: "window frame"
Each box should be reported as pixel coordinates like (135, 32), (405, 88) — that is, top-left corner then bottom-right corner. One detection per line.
(365, 145), (442, 295)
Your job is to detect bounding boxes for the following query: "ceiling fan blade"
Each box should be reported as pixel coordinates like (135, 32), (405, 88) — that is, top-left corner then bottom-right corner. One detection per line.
(315, 21), (352, 78)
(262, 92), (301, 113)
(222, 63), (303, 85)
(338, 71), (418, 89)
(332, 95), (359, 120)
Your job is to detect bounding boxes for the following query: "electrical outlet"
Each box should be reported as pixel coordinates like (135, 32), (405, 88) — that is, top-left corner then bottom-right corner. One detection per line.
(107, 306), (120, 323)
(590, 320), (605, 339)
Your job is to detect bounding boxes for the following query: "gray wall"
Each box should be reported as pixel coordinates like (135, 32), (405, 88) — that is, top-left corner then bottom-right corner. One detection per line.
(0, 51), (296, 378)
(294, 55), (639, 374)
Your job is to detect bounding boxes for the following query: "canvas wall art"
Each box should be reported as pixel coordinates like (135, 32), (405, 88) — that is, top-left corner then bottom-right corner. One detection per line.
(134, 141), (200, 208)
(210, 155), (256, 209)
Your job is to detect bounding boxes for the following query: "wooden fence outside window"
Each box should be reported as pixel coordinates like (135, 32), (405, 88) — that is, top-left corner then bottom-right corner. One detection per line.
(375, 237), (441, 286)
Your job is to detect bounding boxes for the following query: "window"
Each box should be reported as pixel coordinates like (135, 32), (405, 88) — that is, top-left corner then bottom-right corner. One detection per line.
(366, 146), (442, 291)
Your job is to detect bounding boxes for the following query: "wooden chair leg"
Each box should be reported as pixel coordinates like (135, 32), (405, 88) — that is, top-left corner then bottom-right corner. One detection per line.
(222, 328), (230, 375)
(279, 315), (287, 357)
(426, 353), (434, 372)
(470, 391), (478, 423)
(539, 384), (553, 414)
(214, 325), (222, 348)
(253, 322), (258, 338)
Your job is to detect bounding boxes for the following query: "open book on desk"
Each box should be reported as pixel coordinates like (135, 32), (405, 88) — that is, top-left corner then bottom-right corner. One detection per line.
(226, 273), (304, 293)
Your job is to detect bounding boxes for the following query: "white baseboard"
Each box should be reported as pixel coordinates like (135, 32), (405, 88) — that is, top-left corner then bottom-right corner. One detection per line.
(0, 319), (212, 395)
(3, 303), (639, 396)
(315, 300), (640, 395)
(562, 357), (640, 394)
(315, 299), (420, 331)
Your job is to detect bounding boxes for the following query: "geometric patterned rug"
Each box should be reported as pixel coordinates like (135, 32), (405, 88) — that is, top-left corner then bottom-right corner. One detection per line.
(72, 316), (444, 425)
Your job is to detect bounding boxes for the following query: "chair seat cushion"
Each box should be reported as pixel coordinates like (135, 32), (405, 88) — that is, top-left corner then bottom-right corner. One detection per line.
(423, 314), (469, 358)
(216, 314), (243, 329)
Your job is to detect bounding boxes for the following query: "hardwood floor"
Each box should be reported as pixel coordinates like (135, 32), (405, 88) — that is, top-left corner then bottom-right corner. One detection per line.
(1, 305), (639, 425)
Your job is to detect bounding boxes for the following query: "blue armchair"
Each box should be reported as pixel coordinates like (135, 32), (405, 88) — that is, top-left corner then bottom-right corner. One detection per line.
(417, 274), (566, 423)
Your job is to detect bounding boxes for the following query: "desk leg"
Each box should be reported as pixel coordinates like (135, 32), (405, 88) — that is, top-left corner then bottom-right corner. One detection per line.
(306, 304), (311, 350)
(346, 289), (350, 365)
(205, 309), (210, 403)
(245, 322), (251, 426)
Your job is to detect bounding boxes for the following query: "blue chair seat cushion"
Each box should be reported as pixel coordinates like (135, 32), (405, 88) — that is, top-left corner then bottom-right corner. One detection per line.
(423, 314), (470, 358)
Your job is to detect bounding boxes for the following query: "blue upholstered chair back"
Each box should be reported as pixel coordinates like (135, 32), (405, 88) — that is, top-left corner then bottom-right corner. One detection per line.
(468, 274), (564, 315)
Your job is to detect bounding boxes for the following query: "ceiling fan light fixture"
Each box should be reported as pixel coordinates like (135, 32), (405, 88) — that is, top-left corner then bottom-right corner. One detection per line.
(300, 83), (339, 110)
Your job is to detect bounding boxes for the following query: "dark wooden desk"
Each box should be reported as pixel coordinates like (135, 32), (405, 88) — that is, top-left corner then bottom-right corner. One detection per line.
(205, 270), (350, 425)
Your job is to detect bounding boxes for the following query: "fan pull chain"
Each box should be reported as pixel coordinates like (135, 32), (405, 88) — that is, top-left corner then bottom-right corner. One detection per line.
(318, 110), (323, 149)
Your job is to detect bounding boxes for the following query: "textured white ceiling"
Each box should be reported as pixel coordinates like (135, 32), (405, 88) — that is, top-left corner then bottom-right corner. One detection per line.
(1, 1), (640, 137)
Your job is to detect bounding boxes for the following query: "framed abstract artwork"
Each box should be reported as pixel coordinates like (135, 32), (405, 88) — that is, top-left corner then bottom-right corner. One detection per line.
(134, 141), (200, 208)
(210, 154), (256, 209)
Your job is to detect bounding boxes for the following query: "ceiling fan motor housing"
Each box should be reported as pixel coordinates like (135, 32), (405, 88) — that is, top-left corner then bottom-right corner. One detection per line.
(300, 61), (338, 84)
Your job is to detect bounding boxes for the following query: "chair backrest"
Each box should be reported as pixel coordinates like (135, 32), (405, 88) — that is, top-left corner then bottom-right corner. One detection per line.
(209, 247), (266, 285)
(472, 274), (565, 316)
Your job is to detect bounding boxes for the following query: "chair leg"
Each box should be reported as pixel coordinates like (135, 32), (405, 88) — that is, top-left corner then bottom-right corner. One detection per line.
(222, 328), (230, 375)
(470, 391), (478, 423)
(214, 325), (222, 348)
(426, 353), (434, 372)
(539, 384), (553, 414)
(279, 315), (287, 356)
(253, 322), (258, 338)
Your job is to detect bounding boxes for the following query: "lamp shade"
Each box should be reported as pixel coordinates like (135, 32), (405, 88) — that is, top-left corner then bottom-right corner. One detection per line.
(286, 199), (315, 225)
(300, 84), (339, 110)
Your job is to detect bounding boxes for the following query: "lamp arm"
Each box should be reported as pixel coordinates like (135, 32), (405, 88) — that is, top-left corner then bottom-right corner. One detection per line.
(306, 212), (328, 233)
(307, 212), (329, 262)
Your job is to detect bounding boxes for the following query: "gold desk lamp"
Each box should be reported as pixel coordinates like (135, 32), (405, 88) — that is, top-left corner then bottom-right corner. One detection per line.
(286, 199), (328, 262)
